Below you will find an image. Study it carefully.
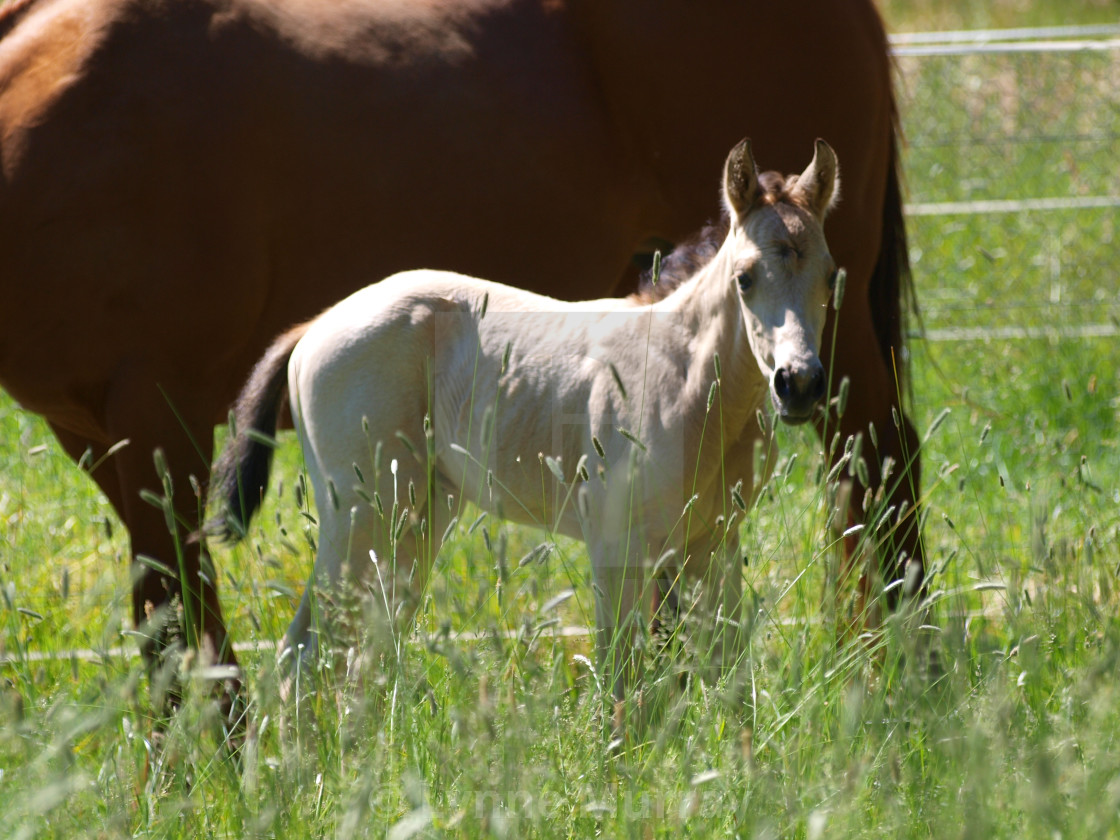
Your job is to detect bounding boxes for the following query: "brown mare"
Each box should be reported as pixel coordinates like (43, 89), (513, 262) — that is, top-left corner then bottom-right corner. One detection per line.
(0, 0), (922, 722)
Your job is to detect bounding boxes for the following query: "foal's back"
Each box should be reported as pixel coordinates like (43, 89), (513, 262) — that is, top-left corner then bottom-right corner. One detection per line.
(290, 269), (649, 536)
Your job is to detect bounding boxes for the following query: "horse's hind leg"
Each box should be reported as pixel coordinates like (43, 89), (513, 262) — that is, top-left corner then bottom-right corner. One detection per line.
(90, 378), (243, 739)
(49, 423), (128, 540)
(824, 305), (925, 617)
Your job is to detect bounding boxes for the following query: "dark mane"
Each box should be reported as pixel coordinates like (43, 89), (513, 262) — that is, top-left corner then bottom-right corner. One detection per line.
(630, 218), (727, 304)
(630, 169), (791, 304)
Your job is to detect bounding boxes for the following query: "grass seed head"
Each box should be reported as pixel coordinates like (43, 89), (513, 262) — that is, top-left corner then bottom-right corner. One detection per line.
(832, 267), (847, 310)
(592, 435), (606, 459)
(545, 455), (565, 483)
(856, 457), (870, 488)
(837, 376), (851, 419)
(925, 407), (951, 442)
(847, 432), (864, 478)
(609, 362), (628, 400)
(619, 428), (647, 451)
(394, 508), (410, 541)
(731, 480), (746, 512)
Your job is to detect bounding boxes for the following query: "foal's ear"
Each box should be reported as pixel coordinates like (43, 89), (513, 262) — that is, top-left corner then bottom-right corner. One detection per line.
(722, 138), (760, 222)
(793, 139), (840, 219)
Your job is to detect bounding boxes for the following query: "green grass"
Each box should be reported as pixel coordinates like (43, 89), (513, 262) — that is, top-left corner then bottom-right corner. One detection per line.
(3, 5), (1120, 838)
(881, 0), (1119, 31)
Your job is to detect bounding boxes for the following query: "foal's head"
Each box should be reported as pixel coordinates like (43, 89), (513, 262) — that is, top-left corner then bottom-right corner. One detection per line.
(721, 139), (840, 425)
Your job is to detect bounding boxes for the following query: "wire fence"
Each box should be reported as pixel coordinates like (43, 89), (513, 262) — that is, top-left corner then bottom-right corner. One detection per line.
(890, 25), (1120, 342)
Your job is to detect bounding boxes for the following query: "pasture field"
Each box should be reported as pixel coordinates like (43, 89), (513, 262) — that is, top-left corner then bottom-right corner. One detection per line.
(3, 9), (1120, 840)
(880, 0), (1118, 30)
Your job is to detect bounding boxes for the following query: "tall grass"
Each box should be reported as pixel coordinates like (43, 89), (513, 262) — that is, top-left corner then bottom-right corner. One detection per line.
(3, 5), (1120, 838)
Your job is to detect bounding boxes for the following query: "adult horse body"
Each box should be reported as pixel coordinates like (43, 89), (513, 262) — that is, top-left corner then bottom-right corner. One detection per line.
(0, 0), (920, 706)
(212, 141), (840, 692)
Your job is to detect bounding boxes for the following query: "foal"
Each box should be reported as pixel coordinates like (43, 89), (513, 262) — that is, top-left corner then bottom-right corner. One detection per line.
(212, 139), (840, 695)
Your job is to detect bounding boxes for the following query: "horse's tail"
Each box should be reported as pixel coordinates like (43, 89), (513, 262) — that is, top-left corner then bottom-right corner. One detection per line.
(868, 101), (918, 403)
(209, 322), (310, 542)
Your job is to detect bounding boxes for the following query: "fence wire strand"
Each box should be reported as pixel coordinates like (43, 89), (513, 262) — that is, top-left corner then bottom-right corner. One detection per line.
(894, 27), (1120, 342)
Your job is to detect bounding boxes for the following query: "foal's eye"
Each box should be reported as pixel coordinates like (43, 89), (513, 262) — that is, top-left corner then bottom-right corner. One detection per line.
(736, 271), (754, 293)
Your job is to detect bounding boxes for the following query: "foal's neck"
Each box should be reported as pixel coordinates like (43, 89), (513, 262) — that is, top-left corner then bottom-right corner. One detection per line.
(656, 246), (769, 429)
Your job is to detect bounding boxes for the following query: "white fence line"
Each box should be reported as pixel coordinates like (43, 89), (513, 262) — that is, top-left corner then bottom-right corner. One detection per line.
(890, 23), (1120, 46)
(919, 324), (1120, 343)
(893, 38), (1120, 57)
(0, 628), (572, 667)
(906, 196), (1120, 217)
(889, 23), (1120, 57)
(0, 608), (1006, 668)
(892, 24), (1119, 343)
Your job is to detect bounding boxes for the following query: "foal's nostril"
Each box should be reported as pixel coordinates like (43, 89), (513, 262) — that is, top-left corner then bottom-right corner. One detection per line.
(808, 366), (826, 403)
(773, 364), (826, 414)
(773, 367), (792, 400)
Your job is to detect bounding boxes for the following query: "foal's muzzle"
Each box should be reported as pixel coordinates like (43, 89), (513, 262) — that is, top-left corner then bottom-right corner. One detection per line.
(771, 359), (826, 425)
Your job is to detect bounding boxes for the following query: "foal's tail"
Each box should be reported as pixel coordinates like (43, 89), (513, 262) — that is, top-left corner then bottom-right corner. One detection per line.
(209, 323), (310, 542)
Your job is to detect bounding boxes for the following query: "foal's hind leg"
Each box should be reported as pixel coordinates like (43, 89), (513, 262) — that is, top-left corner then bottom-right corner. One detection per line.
(281, 447), (445, 681)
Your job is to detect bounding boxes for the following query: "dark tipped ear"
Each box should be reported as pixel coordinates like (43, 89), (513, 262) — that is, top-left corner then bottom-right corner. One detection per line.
(722, 138), (760, 222)
(793, 139), (840, 219)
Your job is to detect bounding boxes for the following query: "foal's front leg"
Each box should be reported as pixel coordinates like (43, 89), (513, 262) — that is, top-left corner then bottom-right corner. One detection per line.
(588, 538), (647, 704)
(687, 527), (748, 678)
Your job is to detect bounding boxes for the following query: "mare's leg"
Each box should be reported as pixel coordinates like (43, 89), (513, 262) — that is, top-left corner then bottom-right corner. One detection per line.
(49, 423), (128, 538)
(99, 375), (242, 731)
(823, 303), (925, 616)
